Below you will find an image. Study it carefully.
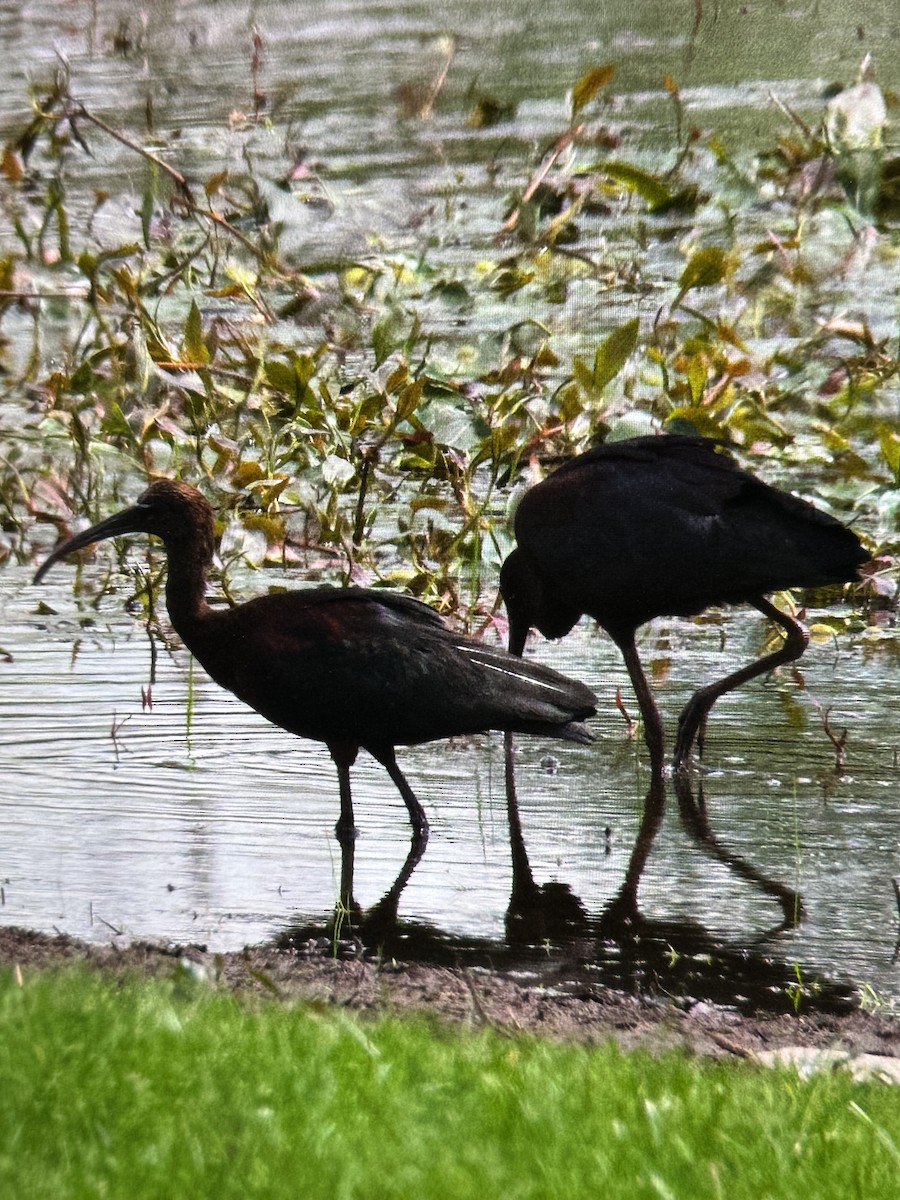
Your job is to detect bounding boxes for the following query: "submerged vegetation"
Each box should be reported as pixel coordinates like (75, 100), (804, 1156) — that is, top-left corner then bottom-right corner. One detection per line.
(0, 51), (898, 634)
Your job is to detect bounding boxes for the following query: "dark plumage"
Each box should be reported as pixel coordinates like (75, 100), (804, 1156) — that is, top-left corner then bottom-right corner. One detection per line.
(500, 435), (867, 769)
(34, 480), (597, 851)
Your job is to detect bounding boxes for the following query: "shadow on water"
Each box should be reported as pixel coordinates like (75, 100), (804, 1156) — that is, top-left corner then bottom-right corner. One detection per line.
(277, 766), (857, 1016)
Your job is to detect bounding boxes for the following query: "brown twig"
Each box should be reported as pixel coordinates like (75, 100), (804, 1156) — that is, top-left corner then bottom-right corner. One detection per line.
(614, 687), (636, 740)
(500, 123), (585, 235)
(69, 100), (194, 204)
(65, 97), (281, 269)
(809, 697), (848, 773)
(417, 36), (457, 120)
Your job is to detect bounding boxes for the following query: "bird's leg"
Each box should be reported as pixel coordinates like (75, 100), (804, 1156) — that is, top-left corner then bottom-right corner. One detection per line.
(504, 730), (540, 906)
(324, 746), (361, 916)
(673, 596), (809, 771)
(616, 635), (666, 776)
(337, 826), (358, 919)
(371, 747), (430, 846)
(330, 746), (360, 845)
(603, 768), (666, 925)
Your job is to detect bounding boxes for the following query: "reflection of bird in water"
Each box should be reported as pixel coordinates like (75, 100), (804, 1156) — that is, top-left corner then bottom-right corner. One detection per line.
(504, 735), (590, 943)
(286, 765), (840, 1015)
(672, 772), (804, 929)
(500, 434), (868, 771)
(34, 480), (597, 910)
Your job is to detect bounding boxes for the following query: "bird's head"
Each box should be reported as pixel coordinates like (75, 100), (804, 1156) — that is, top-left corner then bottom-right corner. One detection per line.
(499, 547), (583, 649)
(33, 479), (217, 583)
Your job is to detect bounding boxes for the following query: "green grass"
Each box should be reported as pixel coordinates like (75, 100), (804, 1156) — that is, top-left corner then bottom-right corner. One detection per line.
(1, 968), (898, 1198)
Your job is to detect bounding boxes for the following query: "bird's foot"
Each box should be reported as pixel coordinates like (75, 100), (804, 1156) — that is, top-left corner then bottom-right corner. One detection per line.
(673, 699), (711, 774)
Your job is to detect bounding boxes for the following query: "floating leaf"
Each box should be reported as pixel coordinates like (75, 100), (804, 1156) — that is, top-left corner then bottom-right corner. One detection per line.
(467, 95), (516, 128)
(602, 161), (673, 209)
(418, 398), (484, 452)
(571, 65), (615, 118)
(218, 518), (268, 567)
(491, 267), (534, 297)
(322, 455), (356, 488)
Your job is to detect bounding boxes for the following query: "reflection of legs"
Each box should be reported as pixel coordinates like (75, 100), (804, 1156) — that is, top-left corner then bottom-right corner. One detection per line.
(674, 597), (809, 770)
(504, 731), (588, 939)
(365, 836), (428, 928)
(337, 831), (357, 917)
(603, 768), (666, 924)
(617, 634), (666, 775)
(673, 770), (805, 929)
(504, 730), (539, 905)
(329, 744), (428, 925)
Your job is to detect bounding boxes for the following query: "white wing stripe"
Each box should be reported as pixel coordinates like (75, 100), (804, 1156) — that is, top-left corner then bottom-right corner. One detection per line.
(455, 645), (572, 696)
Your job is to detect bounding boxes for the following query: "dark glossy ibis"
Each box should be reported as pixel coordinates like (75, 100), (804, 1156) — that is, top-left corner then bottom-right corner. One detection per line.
(34, 480), (597, 876)
(499, 434), (868, 771)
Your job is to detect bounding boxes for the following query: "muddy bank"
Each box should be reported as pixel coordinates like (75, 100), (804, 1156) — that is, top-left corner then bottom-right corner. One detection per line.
(2, 925), (898, 1074)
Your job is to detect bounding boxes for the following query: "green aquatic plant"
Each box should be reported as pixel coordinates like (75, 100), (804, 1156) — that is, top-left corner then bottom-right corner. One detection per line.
(0, 59), (896, 613)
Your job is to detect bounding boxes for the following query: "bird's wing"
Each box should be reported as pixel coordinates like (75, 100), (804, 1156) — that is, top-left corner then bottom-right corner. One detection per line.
(276, 584), (451, 628)
(203, 588), (594, 749)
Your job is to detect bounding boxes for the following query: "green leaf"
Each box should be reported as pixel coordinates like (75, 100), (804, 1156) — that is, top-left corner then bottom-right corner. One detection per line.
(130, 327), (157, 392)
(183, 300), (210, 366)
(264, 359), (300, 401)
(557, 379), (586, 423)
(572, 357), (595, 392)
(687, 356), (708, 405)
(100, 402), (138, 446)
(674, 246), (727, 307)
(591, 317), (640, 392)
(879, 426), (900, 483)
(395, 378), (425, 423)
(68, 360), (97, 394)
(371, 307), (407, 366)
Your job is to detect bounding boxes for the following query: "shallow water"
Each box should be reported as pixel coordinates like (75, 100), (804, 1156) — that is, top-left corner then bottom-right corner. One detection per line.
(3, 557), (898, 1007)
(1, 1), (900, 1008)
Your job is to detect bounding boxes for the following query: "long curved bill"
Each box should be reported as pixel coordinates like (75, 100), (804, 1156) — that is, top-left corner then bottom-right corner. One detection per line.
(33, 501), (151, 584)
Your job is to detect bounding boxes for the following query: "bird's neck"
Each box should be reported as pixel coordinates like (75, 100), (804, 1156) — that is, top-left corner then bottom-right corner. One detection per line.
(161, 549), (213, 640)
